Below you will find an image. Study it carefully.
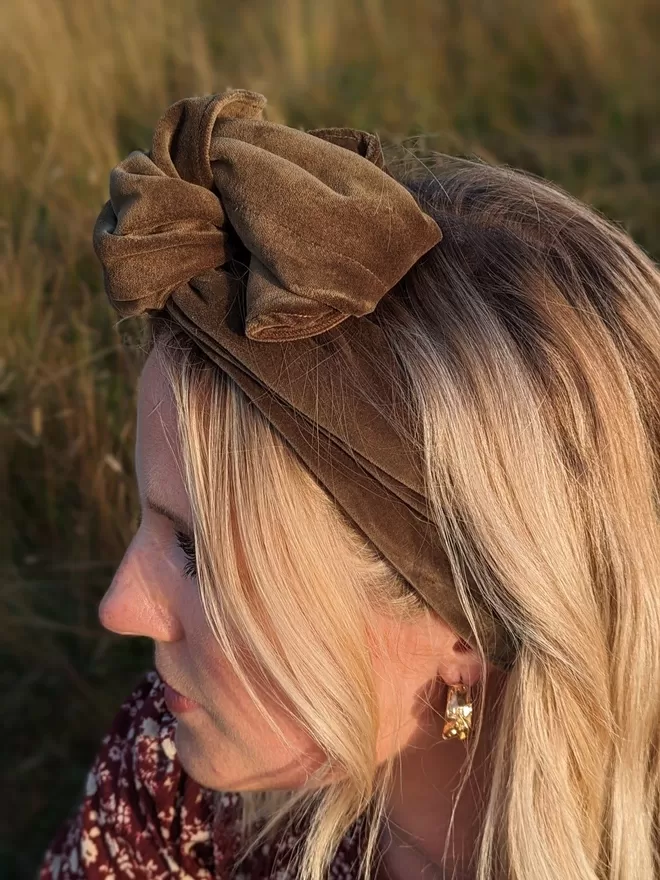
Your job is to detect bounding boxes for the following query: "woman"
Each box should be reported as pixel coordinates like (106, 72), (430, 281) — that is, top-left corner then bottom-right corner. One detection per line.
(40, 87), (660, 880)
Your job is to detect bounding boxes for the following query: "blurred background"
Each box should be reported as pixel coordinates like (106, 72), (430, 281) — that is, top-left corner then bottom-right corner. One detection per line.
(2, 0), (659, 876)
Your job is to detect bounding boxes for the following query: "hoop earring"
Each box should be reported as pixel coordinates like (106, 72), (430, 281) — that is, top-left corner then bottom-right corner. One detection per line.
(441, 681), (473, 741)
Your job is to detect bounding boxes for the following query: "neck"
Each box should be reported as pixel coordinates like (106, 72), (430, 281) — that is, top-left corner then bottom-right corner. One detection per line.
(375, 668), (506, 880)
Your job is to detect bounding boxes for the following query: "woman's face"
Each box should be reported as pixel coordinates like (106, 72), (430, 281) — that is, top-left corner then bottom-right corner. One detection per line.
(98, 348), (480, 792)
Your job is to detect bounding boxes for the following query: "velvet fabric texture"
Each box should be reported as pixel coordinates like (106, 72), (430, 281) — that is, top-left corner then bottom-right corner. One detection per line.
(93, 86), (516, 670)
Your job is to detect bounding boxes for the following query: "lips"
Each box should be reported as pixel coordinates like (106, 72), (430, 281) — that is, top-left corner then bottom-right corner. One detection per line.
(163, 682), (200, 713)
(157, 669), (200, 714)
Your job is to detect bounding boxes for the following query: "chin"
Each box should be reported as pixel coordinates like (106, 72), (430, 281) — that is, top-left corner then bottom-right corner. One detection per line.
(173, 721), (236, 791)
(173, 721), (207, 781)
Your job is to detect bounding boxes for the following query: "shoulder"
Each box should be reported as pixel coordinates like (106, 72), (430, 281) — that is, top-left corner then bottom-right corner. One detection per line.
(39, 670), (239, 879)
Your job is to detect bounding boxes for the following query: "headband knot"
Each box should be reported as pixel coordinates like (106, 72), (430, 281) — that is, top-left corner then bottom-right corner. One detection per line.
(93, 87), (442, 341)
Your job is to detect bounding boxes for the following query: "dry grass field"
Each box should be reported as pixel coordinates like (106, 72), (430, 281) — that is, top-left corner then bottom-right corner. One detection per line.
(2, 0), (659, 875)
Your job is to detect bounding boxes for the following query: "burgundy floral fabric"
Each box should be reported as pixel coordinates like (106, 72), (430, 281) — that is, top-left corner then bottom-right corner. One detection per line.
(39, 670), (365, 879)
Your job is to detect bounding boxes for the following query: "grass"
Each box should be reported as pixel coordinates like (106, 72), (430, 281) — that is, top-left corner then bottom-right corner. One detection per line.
(1, 0), (659, 875)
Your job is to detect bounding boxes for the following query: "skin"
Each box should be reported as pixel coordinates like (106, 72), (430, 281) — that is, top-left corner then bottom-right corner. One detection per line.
(99, 348), (507, 880)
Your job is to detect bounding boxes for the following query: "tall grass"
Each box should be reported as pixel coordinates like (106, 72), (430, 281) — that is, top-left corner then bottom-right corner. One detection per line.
(1, 0), (658, 875)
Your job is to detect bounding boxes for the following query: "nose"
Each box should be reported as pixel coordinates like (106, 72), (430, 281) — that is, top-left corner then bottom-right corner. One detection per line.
(98, 534), (184, 642)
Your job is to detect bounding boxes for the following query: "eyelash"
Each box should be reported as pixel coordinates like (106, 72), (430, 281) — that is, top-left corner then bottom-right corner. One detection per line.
(175, 529), (197, 580)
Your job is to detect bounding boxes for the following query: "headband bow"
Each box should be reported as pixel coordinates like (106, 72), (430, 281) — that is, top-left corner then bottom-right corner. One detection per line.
(93, 87), (441, 342)
(93, 87), (516, 670)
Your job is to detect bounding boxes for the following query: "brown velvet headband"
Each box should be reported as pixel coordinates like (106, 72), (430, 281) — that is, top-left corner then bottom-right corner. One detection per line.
(93, 86), (516, 670)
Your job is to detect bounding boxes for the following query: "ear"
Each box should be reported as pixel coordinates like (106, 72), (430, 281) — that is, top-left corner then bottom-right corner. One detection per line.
(430, 620), (486, 688)
(443, 637), (485, 687)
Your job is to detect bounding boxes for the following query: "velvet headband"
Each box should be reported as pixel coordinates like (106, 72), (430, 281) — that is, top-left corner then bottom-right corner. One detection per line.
(93, 86), (516, 670)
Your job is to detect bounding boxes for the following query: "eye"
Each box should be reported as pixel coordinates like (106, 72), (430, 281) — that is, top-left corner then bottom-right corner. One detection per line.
(175, 529), (197, 580)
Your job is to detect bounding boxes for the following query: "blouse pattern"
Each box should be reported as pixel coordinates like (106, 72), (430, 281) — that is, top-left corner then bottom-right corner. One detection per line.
(39, 670), (366, 879)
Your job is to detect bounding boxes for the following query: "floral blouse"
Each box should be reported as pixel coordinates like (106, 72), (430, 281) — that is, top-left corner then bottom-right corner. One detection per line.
(39, 670), (366, 879)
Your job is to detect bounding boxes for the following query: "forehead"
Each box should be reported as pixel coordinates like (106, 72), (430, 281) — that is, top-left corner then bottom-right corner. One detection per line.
(135, 349), (184, 501)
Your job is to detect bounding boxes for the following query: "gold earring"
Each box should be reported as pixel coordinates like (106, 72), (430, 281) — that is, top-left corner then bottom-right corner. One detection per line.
(441, 681), (473, 741)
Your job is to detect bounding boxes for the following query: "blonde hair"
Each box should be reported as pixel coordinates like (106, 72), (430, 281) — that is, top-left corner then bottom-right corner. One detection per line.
(145, 152), (660, 880)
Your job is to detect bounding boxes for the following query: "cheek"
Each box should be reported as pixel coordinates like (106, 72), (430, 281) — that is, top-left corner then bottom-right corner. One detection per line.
(371, 646), (423, 762)
(177, 599), (332, 788)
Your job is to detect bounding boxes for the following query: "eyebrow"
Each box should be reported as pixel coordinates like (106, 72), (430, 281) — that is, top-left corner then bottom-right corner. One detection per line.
(144, 496), (194, 538)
